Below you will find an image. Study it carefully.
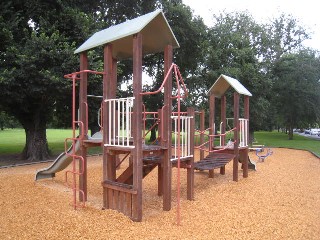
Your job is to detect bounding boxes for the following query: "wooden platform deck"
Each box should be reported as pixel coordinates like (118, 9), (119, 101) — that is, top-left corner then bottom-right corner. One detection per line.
(194, 153), (235, 171)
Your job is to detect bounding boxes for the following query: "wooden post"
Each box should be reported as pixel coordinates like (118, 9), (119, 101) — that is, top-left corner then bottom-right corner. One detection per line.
(220, 95), (227, 176)
(209, 93), (215, 148)
(220, 95), (226, 146)
(243, 95), (250, 178)
(102, 44), (116, 208)
(132, 33), (143, 221)
(79, 52), (88, 202)
(199, 109), (205, 161)
(187, 107), (194, 200)
(112, 59), (121, 169)
(233, 92), (240, 182)
(157, 108), (163, 196)
(162, 44), (173, 211)
(209, 93), (215, 178)
(108, 57), (117, 180)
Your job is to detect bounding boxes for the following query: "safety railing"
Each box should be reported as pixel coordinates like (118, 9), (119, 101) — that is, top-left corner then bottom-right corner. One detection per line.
(64, 69), (105, 136)
(140, 63), (189, 225)
(195, 118), (249, 152)
(140, 63), (188, 99)
(219, 118), (249, 147)
(239, 118), (249, 147)
(195, 127), (237, 153)
(171, 115), (193, 161)
(104, 97), (134, 148)
(219, 122), (223, 146)
(64, 69), (105, 209)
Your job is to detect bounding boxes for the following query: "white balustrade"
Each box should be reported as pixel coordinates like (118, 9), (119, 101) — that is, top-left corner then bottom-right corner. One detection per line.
(104, 97), (134, 148)
(239, 118), (248, 147)
(171, 116), (193, 161)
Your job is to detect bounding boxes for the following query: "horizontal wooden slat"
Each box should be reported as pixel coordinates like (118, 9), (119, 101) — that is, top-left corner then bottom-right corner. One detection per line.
(194, 153), (235, 171)
(102, 180), (137, 194)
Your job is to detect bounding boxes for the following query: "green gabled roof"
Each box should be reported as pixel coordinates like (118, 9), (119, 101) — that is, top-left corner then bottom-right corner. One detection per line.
(74, 9), (180, 59)
(208, 74), (252, 98)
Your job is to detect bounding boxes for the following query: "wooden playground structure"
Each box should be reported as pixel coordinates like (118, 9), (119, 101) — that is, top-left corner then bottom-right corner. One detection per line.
(194, 74), (253, 180)
(36, 10), (252, 222)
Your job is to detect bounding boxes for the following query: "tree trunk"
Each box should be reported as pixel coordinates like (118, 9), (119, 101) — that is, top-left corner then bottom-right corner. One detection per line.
(149, 127), (157, 142)
(22, 126), (50, 161)
(20, 107), (50, 161)
(288, 125), (294, 140)
(89, 122), (100, 137)
(249, 130), (254, 145)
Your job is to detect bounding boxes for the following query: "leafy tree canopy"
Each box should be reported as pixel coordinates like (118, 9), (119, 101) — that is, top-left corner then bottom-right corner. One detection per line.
(0, 0), (99, 160)
(272, 49), (320, 139)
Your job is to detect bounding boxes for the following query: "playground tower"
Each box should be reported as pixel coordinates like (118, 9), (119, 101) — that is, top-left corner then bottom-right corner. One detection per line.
(73, 10), (193, 221)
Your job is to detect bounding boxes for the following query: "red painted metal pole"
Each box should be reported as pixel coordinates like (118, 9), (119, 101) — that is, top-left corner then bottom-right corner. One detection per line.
(174, 67), (182, 226)
(72, 74), (77, 209)
(64, 69), (105, 209)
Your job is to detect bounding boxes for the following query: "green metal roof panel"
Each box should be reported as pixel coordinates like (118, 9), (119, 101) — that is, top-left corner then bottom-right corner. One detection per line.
(207, 74), (252, 97)
(74, 10), (180, 59)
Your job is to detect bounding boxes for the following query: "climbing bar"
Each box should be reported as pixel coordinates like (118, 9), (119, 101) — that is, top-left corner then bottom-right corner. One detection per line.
(116, 153), (130, 169)
(64, 69), (106, 79)
(64, 155), (85, 178)
(140, 63), (188, 99)
(142, 105), (160, 139)
(195, 127), (236, 138)
(172, 111), (188, 116)
(144, 119), (160, 138)
(194, 127), (212, 136)
(64, 137), (81, 156)
(195, 140), (238, 153)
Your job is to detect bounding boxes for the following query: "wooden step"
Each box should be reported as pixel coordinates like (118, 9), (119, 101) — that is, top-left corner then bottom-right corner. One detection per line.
(117, 164), (133, 184)
(194, 153), (235, 171)
(117, 159), (160, 185)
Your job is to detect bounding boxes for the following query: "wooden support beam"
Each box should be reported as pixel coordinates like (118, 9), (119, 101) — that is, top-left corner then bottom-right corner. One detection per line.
(233, 92), (240, 182)
(162, 44), (173, 211)
(132, 33), (143, 221)
(209, 94), (215, 178)
(208, 169), (214, 178)
(79, 52), (88, 202)
(221, 95), (226, 146)
(243, 95), (250, 178)
(157, 108), (163, 196)
(187, 107), (194, 200)
(200, 109), (205, 160)
(107, 44), (116, 181)
(111, 59), (121, 169)
(209, 93), (215, 149)
(103, 44), (117, 208)
(102, 180), (137, 194)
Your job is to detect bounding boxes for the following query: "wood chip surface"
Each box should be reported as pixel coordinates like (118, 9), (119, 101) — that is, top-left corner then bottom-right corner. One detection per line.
(0, 148), (319, 239)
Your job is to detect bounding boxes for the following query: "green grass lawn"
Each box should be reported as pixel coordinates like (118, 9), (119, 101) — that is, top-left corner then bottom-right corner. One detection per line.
(0, 128), (26, 155)
(0, 129), (75, 155)
(254, 131), (320, 156)
(0, 129), (319, 157)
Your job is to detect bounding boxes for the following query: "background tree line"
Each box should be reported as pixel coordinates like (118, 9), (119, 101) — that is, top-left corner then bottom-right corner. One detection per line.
(0, 0), (319, 161)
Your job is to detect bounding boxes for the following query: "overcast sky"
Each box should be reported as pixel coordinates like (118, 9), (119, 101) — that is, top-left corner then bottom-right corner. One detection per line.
(183, 0), (319, 50)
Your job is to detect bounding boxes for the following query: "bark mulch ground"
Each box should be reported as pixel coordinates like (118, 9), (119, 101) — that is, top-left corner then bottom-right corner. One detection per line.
(0, 148), (319, 239)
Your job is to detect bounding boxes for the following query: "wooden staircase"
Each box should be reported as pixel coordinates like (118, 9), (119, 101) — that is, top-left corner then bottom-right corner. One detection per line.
(117, 156), (161, 185)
